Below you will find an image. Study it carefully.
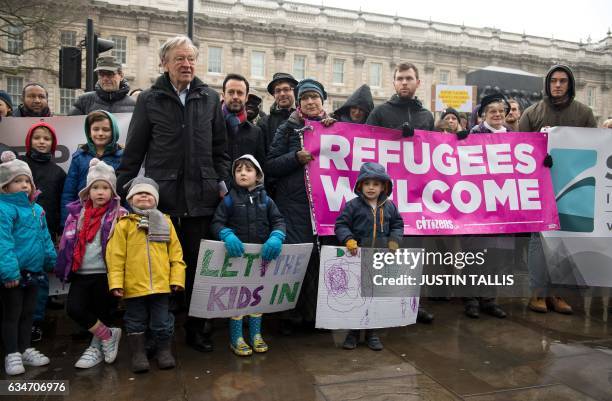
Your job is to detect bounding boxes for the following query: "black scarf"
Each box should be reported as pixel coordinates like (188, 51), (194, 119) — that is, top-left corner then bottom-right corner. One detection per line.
(29, 149), (51, 163)
(17, 104), (51, 117)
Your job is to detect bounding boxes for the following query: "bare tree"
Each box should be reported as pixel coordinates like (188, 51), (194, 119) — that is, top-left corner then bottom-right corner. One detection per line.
(0, 0), (89, 75)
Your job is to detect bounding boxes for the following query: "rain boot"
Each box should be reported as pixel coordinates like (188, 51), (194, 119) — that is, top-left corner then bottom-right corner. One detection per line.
(127, 333), (150, 373)
(248, 314), (268, 353)
(229, 317), (252, 356)
(156, 338), (176, 370)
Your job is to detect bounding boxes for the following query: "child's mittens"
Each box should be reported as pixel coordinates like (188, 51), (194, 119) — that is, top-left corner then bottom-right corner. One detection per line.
(346, 239), (358, 256)
(261, 230), (285, 261)
(388, 240), (399, 251)
(219, 228), (244, 257)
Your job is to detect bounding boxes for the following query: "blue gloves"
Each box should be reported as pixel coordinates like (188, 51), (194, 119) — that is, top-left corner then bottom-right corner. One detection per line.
(261, 230), (285, 261)
(219, 228), (244, 257)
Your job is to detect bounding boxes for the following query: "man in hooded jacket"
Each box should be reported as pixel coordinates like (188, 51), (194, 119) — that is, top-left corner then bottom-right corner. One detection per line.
(519, 64), (596, 315)
(332, 84), (374, 124)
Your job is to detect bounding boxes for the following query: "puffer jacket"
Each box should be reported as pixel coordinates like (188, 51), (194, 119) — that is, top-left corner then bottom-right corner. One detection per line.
(116, 73), (231, 217)
(265, 111), (318, 244)
(0, 192), (56, 284)
(332, 84), (374, 123)
(335, 162), (404, 247)
(60, 110), (123, 225)
(366, 94), (434, 131)
(519, 64), (597, 131)
(212, 155), (285, 244)
(55, 196), (127, 283)
(106, 213), (186, 299)
(68, 80), (136, 115)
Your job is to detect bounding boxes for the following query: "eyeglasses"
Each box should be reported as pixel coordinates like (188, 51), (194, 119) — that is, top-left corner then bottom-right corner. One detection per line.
(172, 56), (197, 65)
(274, 87), (294, 95)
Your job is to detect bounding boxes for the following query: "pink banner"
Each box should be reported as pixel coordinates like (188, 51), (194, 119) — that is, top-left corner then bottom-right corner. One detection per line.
(302, 121), (559, 236)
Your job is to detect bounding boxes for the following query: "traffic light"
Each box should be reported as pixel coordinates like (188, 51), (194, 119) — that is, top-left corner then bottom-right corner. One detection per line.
(57, 18), (114, 91)
(85, 18), (114, 92)
(59, 46), (81, 89)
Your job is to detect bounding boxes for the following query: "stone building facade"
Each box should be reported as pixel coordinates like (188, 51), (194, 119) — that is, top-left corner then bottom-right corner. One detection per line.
(2, 0), (611, 122)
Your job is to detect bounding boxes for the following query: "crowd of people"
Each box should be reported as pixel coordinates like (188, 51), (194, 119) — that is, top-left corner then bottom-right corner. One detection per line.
(0, 34), (610, 377)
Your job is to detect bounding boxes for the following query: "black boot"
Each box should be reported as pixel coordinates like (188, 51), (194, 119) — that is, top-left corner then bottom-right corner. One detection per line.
(156, 338), (176, 370)
(417, 307), (434, 324)
(365, 330), (383, 351)
(342, 330), (359, 350)
(185, 319), (213, 353)
(128, 333), (150, 373)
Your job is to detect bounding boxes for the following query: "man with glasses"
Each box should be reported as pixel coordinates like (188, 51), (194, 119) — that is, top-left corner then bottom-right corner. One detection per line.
(258, 72), (299, 152)
(117, 36), (230, 353)
(69, 56), (135, 115)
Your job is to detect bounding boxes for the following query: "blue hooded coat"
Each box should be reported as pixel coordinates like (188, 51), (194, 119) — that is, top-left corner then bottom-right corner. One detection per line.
(335, 162), (404, 247)
(60, 110), (123, 225)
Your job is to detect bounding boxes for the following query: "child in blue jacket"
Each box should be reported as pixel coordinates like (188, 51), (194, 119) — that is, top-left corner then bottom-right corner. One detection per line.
(0, 151), (56, 375)
(60, 109), (123, 225)
(335, 162), (404, 351)
(211, 154), (286, 356)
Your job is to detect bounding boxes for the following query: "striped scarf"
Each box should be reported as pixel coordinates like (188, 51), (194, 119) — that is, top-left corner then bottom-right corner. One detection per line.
(222, 103), (247, 134)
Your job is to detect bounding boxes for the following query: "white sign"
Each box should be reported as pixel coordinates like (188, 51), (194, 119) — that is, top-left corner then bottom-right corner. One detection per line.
(315, 246), (419, 329)
(0, 114), (132, 171)
(48, 273), (70, 295)
(542, 127), (612, 286)
(189, 240), (313, 318)
(433, 85), (476, 113)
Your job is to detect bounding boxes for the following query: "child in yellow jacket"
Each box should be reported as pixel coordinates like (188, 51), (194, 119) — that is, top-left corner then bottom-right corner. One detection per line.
(106, 177), (185, 373)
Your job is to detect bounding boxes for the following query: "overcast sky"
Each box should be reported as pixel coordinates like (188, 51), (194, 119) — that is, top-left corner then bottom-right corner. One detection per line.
(291, 0), (611, 43)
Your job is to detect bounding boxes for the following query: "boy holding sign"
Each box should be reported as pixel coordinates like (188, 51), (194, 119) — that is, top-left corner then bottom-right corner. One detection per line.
(335, 162), (404, 351)
(212, 154), (286, 356)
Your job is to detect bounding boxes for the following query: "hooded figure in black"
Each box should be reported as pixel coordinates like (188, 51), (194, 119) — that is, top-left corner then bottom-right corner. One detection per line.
(332, 84), (374, 124)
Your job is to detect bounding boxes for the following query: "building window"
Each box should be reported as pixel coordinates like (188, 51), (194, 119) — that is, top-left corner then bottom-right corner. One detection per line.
(332, 100), (344, 111)
(251, 51), (265, 78)
(333, 59), (344, 84)
(6, 77), (23, 104)
(7, 25), (24, 55)
(293, 55), (306, 80)
(110, 35), (127, 64)
(369, 62), (382, 87)
(439, 70), (450, 84)
(587, 87), (595, 108)
(60, 88), (77, 115)
(60, 30), (77, 47)
(207, 46), (223, 74)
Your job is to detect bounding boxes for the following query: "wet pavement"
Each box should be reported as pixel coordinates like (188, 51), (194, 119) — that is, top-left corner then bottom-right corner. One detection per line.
(2, 298), (611, 401)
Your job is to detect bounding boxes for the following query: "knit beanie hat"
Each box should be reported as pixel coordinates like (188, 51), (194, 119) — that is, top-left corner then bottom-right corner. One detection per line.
(295, 78), (327, 102)
(0, 151), (35, 193)
(126, 176), (160, 206)
(78, 159), (117, 201)
(440, 107), (461, 122)
(0, 90), (13, 111)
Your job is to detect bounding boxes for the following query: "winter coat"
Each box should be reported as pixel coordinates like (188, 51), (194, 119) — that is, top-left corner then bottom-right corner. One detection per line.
(366, 94), (434, 131)
(55, 197), (127, 283)
(265, 111), (316, 244)
(12, 105), (52, 117)
(60, 110), (123, 225)
(332, 84), (374, 123)
(68, 80), (136, 116)
(22, 155), (66, 237)
(258, 103), (295, 152)
(227, 120), (267, 168)
(469, 123), (510, 134)
(335, 163), (404, 247)
(0, 192), (56, 284)
(106, 214), (186, 299)
(519, 64), (597, 132)
(116, 73), (231, 217)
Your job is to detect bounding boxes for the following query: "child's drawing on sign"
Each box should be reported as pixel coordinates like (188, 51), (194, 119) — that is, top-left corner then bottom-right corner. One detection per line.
(323, 256), (368, 313)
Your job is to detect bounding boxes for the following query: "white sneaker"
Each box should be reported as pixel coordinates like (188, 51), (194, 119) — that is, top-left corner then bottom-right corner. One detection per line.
(21, 348), (50, 367)
(101, 327), (122, 363)
(74, 345), (103, 369)
(5, 352), (25, 375)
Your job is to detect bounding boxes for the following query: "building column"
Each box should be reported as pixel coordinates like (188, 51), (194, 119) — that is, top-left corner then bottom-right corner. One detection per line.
(136, 16), (150, 90)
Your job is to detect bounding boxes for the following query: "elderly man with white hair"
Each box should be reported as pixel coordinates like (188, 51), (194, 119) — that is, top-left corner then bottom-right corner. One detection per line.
(117, 36), (230, 353)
